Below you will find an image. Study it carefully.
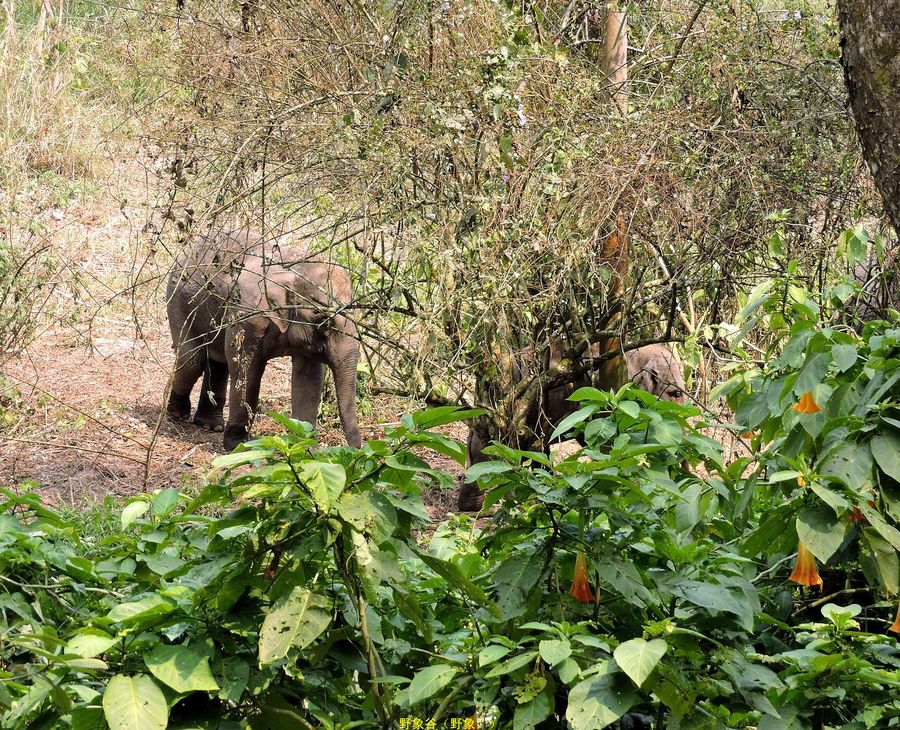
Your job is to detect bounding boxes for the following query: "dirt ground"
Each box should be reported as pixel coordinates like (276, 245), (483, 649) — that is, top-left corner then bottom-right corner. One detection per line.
(0, 324), (465, 514)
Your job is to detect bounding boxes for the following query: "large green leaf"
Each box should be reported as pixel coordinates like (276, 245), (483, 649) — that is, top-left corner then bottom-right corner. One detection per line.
(145, 644), (219, 693)
(549, 405), (597, 441)
(669, 580), (754, 631)
(860, 503), (900, 553)
(538, 639), (572, 667)
(102, 675), (167, 730)
(212, 449), (271, 469)
(121, 501), (149, 529)
(299, 462), (346, 513)
(860, 528), (899, 595)
(566, 670), (638, 730)
(872, 430), (900, 482)
(258, 588), (331, 664)
(513, 688), (553, 730)
(832, 344), (858, 372)
(66, 630), (118, 659)
(613, 638), (668, 688)
(794, 352), (830, 394)
(406, 664), (459, 705)
(107, 595), (175, 625)
(797, 505), (846, 562)
(493, 552), (544, 620)
(485, 650), (539, 678)
(820, 442), (873, 490)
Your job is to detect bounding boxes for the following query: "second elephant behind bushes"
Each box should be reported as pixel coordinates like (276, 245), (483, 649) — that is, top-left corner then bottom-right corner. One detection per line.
(166, 229), (361, 451)
(457, 343), (686, 511)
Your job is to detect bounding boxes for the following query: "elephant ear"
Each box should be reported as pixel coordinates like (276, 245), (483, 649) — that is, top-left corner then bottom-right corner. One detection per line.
(247, 269), (294, 334)
(631, 366), (656, 395)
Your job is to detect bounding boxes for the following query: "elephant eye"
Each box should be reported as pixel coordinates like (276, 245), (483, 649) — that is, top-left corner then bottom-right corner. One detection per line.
(669, 389), (683, 398)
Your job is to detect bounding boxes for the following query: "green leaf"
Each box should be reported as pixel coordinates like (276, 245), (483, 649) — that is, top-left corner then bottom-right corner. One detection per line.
(493, 552), (544, 620)
(566, 670), (638, 730)
(794, 352), (830, 395)
(258, 588), (331, 664)
(66, 631), (118, 659)
(797, 505), (845, 562)
(584, 418), (617, 446)
(549, 405), (596, 441)
(107, 595), (175, 625)
(832, 344), (858, 372)
(212, 449), (271, 469)
(538, 639), (572, 667)
(121, 501), (149, 529)
(145, 644), (219, 693)
(809, 484), (850, 514)
(102, 675), (168, 730)
(411, 407), (486, 429)
(613, 638), (668, 688)
(151, 488), (179, 518)
(299, 462), (346, 513)
(872, 431), (900, 482)
(485, 650), (539, 678)
(514, 688), (553, 730)
(860, 503), (900, 553)
(479, 644), (511, 667)
(406, 664), (459, 705)
(670, 580), (754, 631)
(860, 528), (900, 595)
(465, 461), (514, 482)
(820, 443), (873, 490)
(616, 401), (640, 419)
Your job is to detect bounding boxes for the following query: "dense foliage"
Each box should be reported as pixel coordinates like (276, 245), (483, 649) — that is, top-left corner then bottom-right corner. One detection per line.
(5, 258), (900, 728)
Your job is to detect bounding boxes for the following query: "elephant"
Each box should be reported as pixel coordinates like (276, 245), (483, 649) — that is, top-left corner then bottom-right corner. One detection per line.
(165, 228), (362, 451)
(457, 343), (686, 511)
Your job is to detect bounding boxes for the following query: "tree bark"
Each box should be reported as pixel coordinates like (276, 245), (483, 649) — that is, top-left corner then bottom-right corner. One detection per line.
(838, 0), (900, 234)
(605, 9), (628, 113)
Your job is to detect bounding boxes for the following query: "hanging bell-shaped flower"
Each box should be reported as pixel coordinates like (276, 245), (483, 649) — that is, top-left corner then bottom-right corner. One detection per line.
(788, 542), (823, 591)
(792, 391), (822, 415)
(569, 552), (595, 604)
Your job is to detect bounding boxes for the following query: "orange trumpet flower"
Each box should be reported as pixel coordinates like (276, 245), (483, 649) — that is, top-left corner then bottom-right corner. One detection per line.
(797, 476), (807, 487)
(889, 604), (900, 634)
(793, 391), (821, 415)
(569, 552), (595, 603)
(788, 542), (823, 591)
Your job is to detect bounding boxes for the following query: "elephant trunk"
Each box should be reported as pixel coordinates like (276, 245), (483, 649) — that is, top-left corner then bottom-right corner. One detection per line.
(331, 344), (362, 448)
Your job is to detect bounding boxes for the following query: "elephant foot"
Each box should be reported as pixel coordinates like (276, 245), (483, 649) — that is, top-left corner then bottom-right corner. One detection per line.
(457, 482), (486, 512)
(194, 410), (225, 432)
(167, 393), (192, 421)
(223, 425), (249, 452)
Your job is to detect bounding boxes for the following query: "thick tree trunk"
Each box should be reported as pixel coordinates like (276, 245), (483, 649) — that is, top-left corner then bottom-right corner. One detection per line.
(838, 0), (900, 234)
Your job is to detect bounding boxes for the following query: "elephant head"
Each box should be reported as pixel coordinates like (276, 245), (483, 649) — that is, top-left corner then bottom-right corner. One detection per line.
(626, 344), (686, 403)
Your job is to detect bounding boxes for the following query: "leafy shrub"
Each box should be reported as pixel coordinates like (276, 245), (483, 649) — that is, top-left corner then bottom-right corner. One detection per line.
(6, 270), (900, 727)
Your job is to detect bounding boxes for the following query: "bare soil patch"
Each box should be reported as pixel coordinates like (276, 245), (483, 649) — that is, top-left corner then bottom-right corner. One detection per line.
(0, 324), (465, 516)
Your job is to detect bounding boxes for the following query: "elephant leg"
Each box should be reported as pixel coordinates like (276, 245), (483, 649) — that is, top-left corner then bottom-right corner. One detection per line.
(328, 338), (362, 448)
(291, 356), (324, 428)
(193, 358), (227, 432)
(167, 344), (205, 421)
(458, 426), (487, 512)
(223, 351), (267, 451)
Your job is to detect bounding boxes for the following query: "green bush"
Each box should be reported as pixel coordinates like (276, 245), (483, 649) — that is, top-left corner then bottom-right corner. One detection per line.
(5, 266), (900, 727)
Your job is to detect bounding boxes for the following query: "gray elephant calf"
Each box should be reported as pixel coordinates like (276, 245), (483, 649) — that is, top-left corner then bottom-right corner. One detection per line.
(166, 229), (361, 451)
